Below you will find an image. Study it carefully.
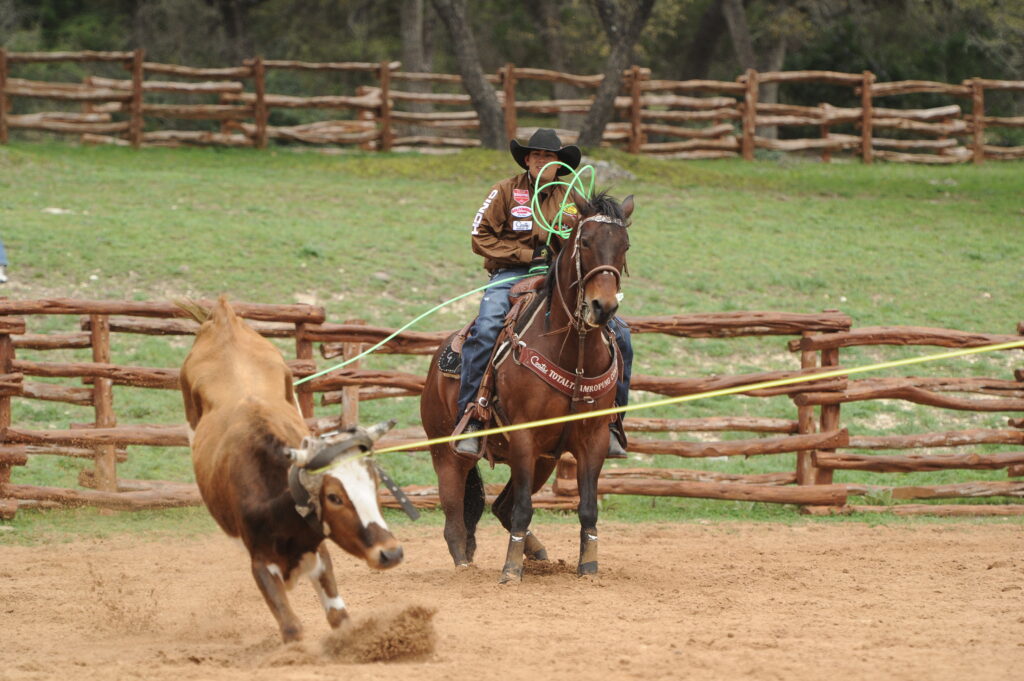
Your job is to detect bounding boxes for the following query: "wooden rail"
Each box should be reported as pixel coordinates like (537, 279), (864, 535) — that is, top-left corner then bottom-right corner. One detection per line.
(0, 49), (1021, 162)
(0, 298), (1021, 520)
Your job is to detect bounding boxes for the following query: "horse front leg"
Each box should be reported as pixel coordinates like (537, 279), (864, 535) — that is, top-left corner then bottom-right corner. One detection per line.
(499, 436), (537, 584)
(492, 455), (555, 562)
(575, 438), (606, 576)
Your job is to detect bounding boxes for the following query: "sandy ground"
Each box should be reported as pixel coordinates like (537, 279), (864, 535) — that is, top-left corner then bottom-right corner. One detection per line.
(2, 521), (1023, 681)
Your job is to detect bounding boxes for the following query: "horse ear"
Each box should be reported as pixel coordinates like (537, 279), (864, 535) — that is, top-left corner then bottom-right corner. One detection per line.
(621, 195), (635, 222)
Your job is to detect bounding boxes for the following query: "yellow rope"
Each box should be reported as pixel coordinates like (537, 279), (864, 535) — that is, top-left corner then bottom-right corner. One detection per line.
(373, 339), (1024, 455)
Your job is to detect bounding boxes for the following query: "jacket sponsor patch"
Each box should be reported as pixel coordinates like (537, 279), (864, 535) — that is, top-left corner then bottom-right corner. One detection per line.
(513, 189), (529, 205)
(471, 188), (499, 234)
(510, 205), (532, 218)
(512, 220), (532, 231)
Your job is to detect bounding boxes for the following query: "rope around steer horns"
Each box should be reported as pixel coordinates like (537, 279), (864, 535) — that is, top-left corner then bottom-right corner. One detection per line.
(288, 420), (420, 525)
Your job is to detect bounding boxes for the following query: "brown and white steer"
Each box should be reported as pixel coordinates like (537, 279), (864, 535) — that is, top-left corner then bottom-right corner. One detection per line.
(179, 297), (403, 642)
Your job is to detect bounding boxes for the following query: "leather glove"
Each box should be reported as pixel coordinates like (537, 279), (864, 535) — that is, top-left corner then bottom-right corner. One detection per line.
(528, 243), (551, 274)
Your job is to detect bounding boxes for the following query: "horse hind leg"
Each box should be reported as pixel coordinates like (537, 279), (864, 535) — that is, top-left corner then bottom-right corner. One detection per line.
(463, 464), (485, 563)
(432, 446), (474, 566)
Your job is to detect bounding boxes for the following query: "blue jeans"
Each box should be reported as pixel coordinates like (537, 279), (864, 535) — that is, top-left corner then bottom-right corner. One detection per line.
(0, 239), (8, 267)
(457, 266), (633, 416)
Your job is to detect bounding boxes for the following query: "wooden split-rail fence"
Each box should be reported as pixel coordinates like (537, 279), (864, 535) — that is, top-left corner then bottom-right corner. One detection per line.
(0, 298), (1021, 520)
(1, 49), (1023, 163)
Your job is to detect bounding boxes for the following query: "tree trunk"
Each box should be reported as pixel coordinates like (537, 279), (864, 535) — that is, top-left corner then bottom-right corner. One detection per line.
(524, 0), (580, 130)
(430, 0), (505, 149)
(721, 0), (756, 70)
(679, 0), (727, 80)
(207, 0), (250, 63)
(578, 0), (657, 148)
(757, 33), (787, 138)
(722, 0), (788, 139)
(400, 0), (436, 135)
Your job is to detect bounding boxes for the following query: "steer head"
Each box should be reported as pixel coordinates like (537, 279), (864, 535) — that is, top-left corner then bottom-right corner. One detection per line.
(287, 420), (403, 570)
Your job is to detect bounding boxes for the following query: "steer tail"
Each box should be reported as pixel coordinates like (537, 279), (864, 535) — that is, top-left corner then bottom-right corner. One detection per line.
(172, 297), (212, 325)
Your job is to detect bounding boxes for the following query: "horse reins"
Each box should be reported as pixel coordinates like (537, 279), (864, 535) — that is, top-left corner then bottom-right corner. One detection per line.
(543, 213), (627, 456)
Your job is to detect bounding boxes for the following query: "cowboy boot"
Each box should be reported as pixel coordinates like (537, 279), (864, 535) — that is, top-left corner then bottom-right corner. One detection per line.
(607, 421), (628, 459)
(454, 419), (485, 459)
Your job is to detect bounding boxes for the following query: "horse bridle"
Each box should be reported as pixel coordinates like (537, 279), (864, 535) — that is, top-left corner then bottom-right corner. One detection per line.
(554, 213), (628, 333)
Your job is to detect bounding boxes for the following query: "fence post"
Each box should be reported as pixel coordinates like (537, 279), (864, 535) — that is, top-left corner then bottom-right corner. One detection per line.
(741, 68), (758, 160)
(815, 345), (840, 486)
(252, 56), (268, 149)
(0, 328), (13, 519)
(971, 78), (985, 165)
(860, 70), (874, 164)
(0, 48), (8, 145)
(819, 103), (832, 163)
(89, 314), (118, 493)
(378, 60), (393, 152)
(628, 65), (643, 154)
(295, 323), (315, 419)
(128, 48), (144, 148)
(502, 62), (517, 142)
(340, 320), (365, 428)
(795, 333), (820, 485)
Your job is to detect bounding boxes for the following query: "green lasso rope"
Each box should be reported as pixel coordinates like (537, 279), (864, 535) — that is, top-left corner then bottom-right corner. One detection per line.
(295, 162), (598, 385)
(530, 161), (596, 243)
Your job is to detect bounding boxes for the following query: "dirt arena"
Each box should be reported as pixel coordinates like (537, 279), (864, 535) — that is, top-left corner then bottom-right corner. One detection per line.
(2, 520), (1022, 681)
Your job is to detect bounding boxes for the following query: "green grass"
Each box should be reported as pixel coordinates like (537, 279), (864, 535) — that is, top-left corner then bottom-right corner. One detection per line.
(1, 142), (1022, 541)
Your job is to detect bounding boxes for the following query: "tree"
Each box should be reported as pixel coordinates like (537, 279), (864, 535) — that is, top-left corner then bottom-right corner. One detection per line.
(722, 0), (812, 137)
(577, 0), (657, 147)
(430, 0), (505, 149)
(523, 0), (581, 129)
(679, 0), (729, 80)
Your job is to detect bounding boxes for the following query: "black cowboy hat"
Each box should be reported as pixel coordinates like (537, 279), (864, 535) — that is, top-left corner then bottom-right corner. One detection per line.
(510, 128), (581, 176)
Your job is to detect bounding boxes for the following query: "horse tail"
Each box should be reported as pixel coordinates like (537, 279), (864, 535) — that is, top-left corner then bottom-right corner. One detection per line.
(463, 464), (485, 533)
(172, 297), (211, 325)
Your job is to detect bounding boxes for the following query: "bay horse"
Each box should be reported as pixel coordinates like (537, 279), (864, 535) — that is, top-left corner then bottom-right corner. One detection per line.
(421, 190), (633, 583)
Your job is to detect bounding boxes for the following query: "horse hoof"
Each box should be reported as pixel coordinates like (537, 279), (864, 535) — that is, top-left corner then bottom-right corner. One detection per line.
(577, 561), (598, 576)
(526, 549), (549, 561)
(498, 569), (523, 584)
(456, 562), (472, 568)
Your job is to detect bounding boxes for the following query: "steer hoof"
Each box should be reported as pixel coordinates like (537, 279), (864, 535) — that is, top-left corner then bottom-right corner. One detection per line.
(327, 607), (349, 628)
(280, 623), (303, 643)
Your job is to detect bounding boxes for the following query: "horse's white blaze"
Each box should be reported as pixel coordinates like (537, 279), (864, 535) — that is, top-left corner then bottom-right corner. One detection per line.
(325, 457), (388, 530)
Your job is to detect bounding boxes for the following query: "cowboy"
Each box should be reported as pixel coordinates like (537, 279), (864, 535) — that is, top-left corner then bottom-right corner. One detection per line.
(455, 128), (633, 459)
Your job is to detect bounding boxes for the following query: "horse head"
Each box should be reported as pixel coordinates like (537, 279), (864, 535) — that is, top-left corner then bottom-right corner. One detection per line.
(568, 191), (634, 328)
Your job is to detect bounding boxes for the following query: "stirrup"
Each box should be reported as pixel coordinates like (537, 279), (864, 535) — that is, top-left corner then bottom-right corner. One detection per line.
(607, 422), (628, 459)
(452, 420), (484, 461)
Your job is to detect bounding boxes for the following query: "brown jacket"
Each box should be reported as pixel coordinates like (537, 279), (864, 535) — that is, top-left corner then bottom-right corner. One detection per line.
(470, 171), (583, 273)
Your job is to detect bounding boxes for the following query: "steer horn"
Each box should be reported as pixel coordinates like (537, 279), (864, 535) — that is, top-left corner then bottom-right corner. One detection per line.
(365, 418), (398, 443)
